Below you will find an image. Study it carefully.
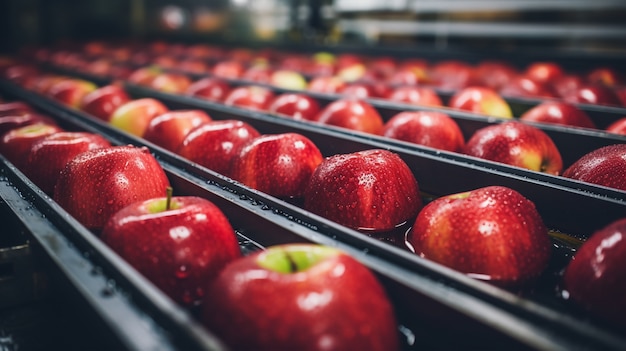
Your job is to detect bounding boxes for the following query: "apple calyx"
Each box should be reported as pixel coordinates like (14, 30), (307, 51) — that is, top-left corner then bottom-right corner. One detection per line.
(257, 245), (340, 273)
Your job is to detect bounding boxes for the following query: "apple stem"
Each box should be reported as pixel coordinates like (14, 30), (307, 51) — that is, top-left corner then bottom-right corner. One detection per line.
(285, 252), (298, 273)
(166, 186), (173, 210)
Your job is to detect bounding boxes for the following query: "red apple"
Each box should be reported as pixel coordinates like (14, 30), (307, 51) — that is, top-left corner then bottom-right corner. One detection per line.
(242, 65), (273, 84)
(148, 72), (192, 94)
(178, 59), (210, 74)
(230, 133), (323, 198)
(315, 98), (384, 135)
(31, 75), (71, 95)
(109, 98), (170, 137)
(472, 61), (518, 90)
(382, 111), (465, 152)
(519, 101), (596, 129)
(430, 60), (473, 90)
(143, 110), (212, 152)
(605, 117), (626, 135)
(304, 149), (422, 232)
(127, 66), (161, 86)
(185, 77), (232, 102)
(551, 74), (585, 99)
(53, 145), (171, 232)
(563, 85), (623, 107)
(270, 70), (308, 90)
(48, 79), (98, 108)
(223, 86), (275, 111)
(408, 186), (552, 285)
(562, 218), (626, 328)
(22, 132), (111, 195)
(80, 84), (131, 122)
(0, 123), (64, 169)
(385, 86), (443, 107)
(523, 62), (564, 85)
(499, 76), (558, 99)
(562, 144), (626, 191)
(101, 194), (241, 307)
(177, 120), (260, 177)
(0, 101), (34, 117)
(387, 67), (431, 86)
(212, 60), (244, 79)
(586, 67), (623, 87)
(0, 113), (56, 136)
(307, 76), (346, 94)
(202, 244), (399, 351)
(464, 121), (563, 174)
(341, 82), (381, 99)
(449, 86), (513, 118)
(268, 93), (321, 121)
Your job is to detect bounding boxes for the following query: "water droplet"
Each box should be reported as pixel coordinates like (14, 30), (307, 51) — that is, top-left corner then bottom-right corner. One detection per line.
(176, 265), (189, 279)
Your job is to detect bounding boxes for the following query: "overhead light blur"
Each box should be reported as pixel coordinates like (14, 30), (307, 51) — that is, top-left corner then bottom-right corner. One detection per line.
(160, 5), (187, 30)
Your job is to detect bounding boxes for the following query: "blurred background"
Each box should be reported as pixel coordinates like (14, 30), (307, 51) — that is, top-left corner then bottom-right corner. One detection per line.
(1, 0), (626, 55)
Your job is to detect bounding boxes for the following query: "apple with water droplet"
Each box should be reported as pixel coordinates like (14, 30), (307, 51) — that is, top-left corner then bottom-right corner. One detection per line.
(23, 132), (111, 195)
(315, 98), (384, 135)
(185, 77), (231, 102)
(382, 111), (465, 152)
(202, 244), (399, 351)
(224, 86), (275, 111)
(268, 93), (321, 121)
(0, 113), (56, 137)
(143, 110), (212, 152)
(109, 98), (169, 137)
(385, 86), (442, 107)
(177, 120), (260, 177)
(304, 149), (421, 232)
(101, 191), (241, 307)
(408, 185), (552, 286)
(48, 78), (98, 108)
(464, 121), (563, 174)
(0, 122), (64, 169)
(562, 144), (626, 191)
(230, 133), (323, 199)
(448, 86), (513, 119)
(519, 101), (596, 129)
(562, 218), (626, 329)
(53, 145), (171, 232)
(80, 84), (131, 122)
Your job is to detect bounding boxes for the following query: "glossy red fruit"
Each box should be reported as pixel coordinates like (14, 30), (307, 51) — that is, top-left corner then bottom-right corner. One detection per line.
(464, 121), (563, 175)
(149, 72), (192, 94)
(564, 85), (623, 107)
(409, 186), (552, 286)
(80, 84), (131, 121)
(185, 77), (231, 102)
(562, 144), (626, 191)
(448, 86), (513, 119)
(382, 111), (465, 152)
(523, 62), (563, 85)
(385, 86), (443, 107)
(519, 101), (596, 129)
(143, 110), (212, 152)
(23, 132), (111, 195)
(0, 101), (34, 117)
(177, 120), (260, 177)
(48, 79), (98, 108)
(315, 98), (384, 135)
(101, 196), (241, 307)
(562, 218), (626, 328)
(53, 146), (171, 232)
(0, 123), (64, 169)
(202, 244), (399, 351)
(0, 113), (56, 137)
(230, 133), (323, 198)
(307, 76), (346, 94)
(268, 93), (321, 121)
(499, 76), (558, 99)
(224, 86), (275, 111)
(605, 117), (626, 135)
(304, 149), (422, 232)
(472, 61), (518, 90)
